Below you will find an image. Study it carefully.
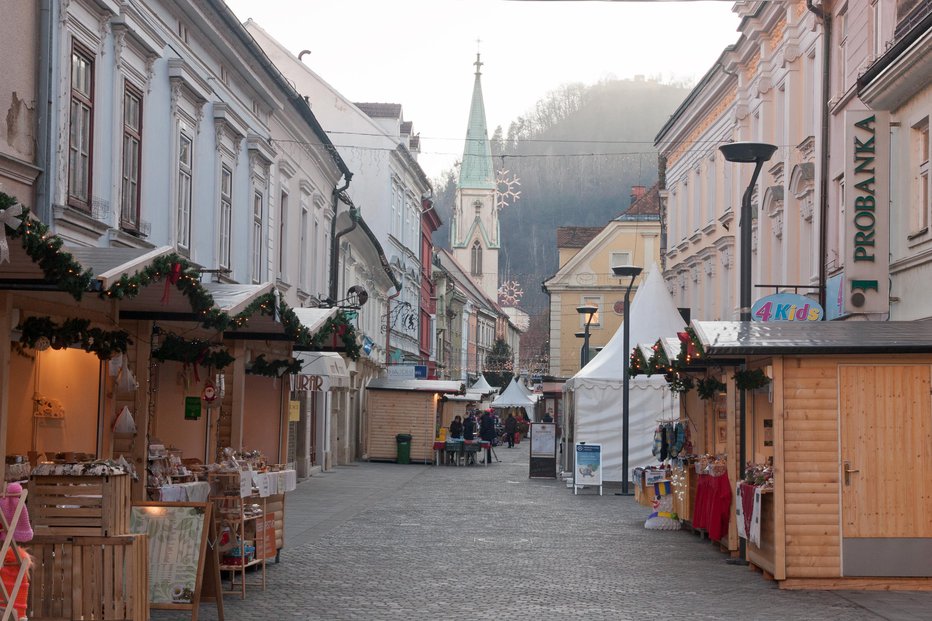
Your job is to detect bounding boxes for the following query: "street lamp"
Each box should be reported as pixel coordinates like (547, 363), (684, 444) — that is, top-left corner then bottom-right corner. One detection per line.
(575, 305), (598, 370)
(612, 264), (642, 495)
(718, 141), (776, 561)
(574, 331), (587, 369)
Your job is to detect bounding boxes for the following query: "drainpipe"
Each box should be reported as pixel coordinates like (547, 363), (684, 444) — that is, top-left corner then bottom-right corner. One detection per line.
(36, 0), (54, 221)
(807, 0), (831, 311)
(327, 174), (353, 303)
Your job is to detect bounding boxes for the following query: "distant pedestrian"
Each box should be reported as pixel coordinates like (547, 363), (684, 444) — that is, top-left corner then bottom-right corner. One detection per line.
(480, 409), (496, 463)
(505, 413), (518, 448)
(449, 415), (463, 439)
(463, 412), (476, 441)
(542, 411), (553, 423)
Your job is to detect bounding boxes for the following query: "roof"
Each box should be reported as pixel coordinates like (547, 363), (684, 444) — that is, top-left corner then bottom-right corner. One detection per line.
(203, 282), (274, 315)
(470, 374), (499, 394)
(491, 378), (537, 408)
(616, 183), (661, 220)
(354, 103), (402, 119)
(367, 378), (465, 393)
(692, 320), (932, 356)
(458, 55), (495, 190)
(556, 227), (604, 248)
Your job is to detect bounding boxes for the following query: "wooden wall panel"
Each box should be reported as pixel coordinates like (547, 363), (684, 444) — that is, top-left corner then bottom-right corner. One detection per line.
(366, 391), (437, 462)
(780, 357), (840, 579)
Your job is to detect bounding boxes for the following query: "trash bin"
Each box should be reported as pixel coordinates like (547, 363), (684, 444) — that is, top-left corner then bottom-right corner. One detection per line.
(395, 434), (412, 464)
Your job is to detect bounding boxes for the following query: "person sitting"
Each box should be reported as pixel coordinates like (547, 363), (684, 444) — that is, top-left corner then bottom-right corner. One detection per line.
(449, 416), (463, 439)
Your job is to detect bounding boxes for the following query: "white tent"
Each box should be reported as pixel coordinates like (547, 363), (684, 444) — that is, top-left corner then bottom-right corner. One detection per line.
(491, 378), (537, 419)
(470, 374), (498, 396)
(563, 263), (686, 482)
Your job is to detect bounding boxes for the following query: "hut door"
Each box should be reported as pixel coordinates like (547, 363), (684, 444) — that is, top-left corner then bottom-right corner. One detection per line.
(839, 365), (932, 576)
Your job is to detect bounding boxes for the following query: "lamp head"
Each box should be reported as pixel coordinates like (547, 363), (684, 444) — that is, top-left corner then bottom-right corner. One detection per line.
(575, 304), (598, 323)
(574, 331), (586, 339)
(612, 265), (643, 279)
(718, 141), (778, 163)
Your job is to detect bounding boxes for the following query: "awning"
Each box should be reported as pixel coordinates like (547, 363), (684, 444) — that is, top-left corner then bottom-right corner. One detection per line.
(443, 390), (487, 402)
(367, 378), (465, 394)
(693, 320), (932, 356)
(293, 307), (339, 335)
(203, 282), (274, 315)
(293, 351), (349, 390)
(76, 246), (173, 290)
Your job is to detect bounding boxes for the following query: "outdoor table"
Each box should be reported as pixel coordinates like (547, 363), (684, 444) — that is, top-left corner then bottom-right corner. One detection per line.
(433, 440), (490, 466)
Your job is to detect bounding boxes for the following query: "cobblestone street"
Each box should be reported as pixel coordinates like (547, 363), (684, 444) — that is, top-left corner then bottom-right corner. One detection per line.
(155, 443), (932, 620)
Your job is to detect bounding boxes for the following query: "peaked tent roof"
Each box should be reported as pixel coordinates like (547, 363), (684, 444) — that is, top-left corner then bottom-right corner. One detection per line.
(470, 374), (498, 394)
(458, 54), (495, 190)
(491, 378), (537, 408)
(567, 262), (686, 386)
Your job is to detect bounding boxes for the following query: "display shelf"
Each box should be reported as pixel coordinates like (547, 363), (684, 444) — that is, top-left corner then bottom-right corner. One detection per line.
(210, 475), (267, 599)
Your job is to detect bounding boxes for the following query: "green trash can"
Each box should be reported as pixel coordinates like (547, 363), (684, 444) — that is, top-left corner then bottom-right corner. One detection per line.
(395, 433), (412, 464)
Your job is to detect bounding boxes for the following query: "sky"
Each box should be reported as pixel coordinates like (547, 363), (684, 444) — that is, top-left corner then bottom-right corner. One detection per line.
(224, 0), (741, 179)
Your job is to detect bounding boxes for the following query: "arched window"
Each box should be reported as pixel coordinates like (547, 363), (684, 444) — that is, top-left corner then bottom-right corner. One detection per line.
(471, 240), (482, 277)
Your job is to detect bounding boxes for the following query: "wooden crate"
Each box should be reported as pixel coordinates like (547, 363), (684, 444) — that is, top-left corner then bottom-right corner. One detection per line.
(28, 534), (148, 621)
(28, 474), (131, 537)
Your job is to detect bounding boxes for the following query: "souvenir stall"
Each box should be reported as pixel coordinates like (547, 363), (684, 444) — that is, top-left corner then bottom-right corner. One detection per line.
(438, 390), (486, 436)
(365, 378), (465, 463)
(690, 320), (932, 589)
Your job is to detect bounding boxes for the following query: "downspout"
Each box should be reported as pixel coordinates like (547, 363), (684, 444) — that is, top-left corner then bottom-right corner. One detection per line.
(808, 0), (831, 311)
(36, 0), (54, 221)
(327, 174), (353, 303)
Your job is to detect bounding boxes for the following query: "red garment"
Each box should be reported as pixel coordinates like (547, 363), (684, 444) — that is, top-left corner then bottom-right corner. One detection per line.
(707, 472), (733, 542)
(739, 482), (756, 538)
(692, 474), (711, 530)
(1, 546), (29, 619)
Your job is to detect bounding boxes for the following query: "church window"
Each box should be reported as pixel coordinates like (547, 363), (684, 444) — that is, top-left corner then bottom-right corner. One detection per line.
(471, 240), (482, 277)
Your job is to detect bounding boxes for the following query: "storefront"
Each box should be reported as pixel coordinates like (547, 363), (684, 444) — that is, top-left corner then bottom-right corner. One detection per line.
(293, 347), (349, 475)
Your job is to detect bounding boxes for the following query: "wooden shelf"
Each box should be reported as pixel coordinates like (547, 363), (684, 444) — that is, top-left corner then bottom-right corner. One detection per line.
(209, 474), (268, 599)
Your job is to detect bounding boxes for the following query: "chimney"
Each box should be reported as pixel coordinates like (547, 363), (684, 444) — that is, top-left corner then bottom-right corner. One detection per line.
(630, 185), (646, 205)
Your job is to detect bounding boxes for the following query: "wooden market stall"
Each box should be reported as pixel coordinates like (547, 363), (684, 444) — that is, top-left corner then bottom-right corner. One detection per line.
(691, 320), (932, 590)
(438, 391), (486, 433)
(365, 378), (465, 463)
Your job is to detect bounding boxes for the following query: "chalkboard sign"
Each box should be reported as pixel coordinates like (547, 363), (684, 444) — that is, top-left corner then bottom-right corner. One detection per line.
(529, 423), (557, 479)
(130, 502), (224, 620)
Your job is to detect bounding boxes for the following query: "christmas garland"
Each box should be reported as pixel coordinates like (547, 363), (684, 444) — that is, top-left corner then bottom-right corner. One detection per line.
(1, 193), (94, 300)
(152, 333), (234, 369)
(246, 354), (303, 377)
(676, 325), (704, 367)
(668, 373), (695, 394)
(629, 348), (649, 377)
(696, 377), (727, 400)
(733, 368), (771, 391)
(18, 316), (131, 360)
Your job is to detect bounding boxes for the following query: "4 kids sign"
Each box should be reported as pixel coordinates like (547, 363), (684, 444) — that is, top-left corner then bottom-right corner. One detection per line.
(845, 110), (889, 315)
(752, 293), (824, 322)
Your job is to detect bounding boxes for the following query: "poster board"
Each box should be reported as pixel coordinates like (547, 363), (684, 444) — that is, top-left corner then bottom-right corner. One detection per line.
(130, 502), (224, 621)
(529, 423), (557, 479)
(574, 443), (602, 496)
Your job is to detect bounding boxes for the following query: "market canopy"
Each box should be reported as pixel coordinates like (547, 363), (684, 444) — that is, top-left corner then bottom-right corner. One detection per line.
(469, 374), (498, 395)
(443, 390), (487, 402)
(293, 351), (349, 390)
(693, 320), (932, 356)
(491, 378), (536, 408)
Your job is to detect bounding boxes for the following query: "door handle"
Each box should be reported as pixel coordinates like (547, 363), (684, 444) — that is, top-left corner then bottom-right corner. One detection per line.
(844, 461), (860, 485)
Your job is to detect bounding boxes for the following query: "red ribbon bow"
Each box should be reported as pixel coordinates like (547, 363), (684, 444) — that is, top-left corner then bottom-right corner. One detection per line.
(161, 263), (183, 304)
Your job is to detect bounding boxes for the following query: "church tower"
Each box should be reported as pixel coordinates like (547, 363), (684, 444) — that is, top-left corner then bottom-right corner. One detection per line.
(451, 53), (499, 302)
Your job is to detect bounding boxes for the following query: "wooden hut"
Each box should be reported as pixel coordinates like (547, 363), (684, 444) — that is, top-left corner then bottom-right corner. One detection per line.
(692, 320), (932, 590)
(365, 378), (465, 463)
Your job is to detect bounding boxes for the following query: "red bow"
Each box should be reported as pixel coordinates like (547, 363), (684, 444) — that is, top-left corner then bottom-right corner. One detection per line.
(161, 263), (182, 304)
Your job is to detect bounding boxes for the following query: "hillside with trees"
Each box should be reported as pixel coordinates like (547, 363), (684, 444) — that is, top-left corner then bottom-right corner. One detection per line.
(432, 77), (690, 321)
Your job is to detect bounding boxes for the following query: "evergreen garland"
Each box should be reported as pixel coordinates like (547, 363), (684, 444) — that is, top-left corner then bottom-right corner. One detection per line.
(629, 348), (648, 377)
(668, 373), (695, 394)
(733, 368), (771, 391)
(152, 333), (234, 369)
(1, 193), (93, 300)
(246, 354), (303, 377)
(676, 325), (705, 367)
(696, 377), (727, 400)
(18, 316), (131, 360)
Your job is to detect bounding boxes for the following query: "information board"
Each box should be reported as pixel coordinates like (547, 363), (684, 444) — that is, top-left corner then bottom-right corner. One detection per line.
(574, 443), (603, 495)
(130, 502), (224, 620)
(529, 423), (557, 479)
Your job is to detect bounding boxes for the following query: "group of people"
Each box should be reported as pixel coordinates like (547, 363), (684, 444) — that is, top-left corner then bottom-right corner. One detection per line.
(448, 408), (524, 461)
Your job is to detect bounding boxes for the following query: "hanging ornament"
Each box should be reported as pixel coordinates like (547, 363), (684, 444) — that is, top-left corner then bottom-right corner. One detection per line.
(494, 169), (522, 211)
(202, 379), (218, 404)
(0, 204), (23, 264)
(34, 336), (51, 351)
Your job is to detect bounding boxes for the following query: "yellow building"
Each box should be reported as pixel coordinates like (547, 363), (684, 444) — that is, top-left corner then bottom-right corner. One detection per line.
(544, 185), (663, 377)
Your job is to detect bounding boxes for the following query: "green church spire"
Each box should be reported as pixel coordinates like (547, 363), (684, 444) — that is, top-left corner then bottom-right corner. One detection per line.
(458, 53), (495, 190)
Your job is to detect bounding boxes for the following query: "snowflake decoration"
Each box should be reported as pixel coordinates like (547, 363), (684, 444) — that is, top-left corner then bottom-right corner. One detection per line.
(498, 280), (524, 307)
(495, 168), (521, 211)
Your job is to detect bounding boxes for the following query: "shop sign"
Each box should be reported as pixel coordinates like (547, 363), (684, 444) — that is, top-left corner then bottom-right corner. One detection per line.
(362, 336), (374, 355)
(288, 400), (300, 422)
(414, 365), (427, 379)
(825, 273), (848, 320)
(845, 110), (889, 314)
(751, 293), (823, 322)
(184, 396), (201, 420)
(574, 443), (602, 495)
(386, 365), (415, 379)
(291, 374), (325, 392)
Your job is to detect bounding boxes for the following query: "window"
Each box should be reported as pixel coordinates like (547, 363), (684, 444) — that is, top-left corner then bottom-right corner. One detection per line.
(177, 130), (193, 251)
(219, 165), (232, 270)
(837, 5), (848, 89)
(300, 196), (309, 290)
(871, 0), (884, 60)
(392, 185), (403, 239)
(68, 44), (94, 209)
(313, 216), (320, 293)
(403, 198), (411, 245)
(610, 252), (631, 268)
(581, 296), (601, 327)
(121, 85), (142, 230)
(911, 119), (930, 234)
(278, 190), (288, 281)
(252, 190), (264, 283)
(470, 240), (482, 277)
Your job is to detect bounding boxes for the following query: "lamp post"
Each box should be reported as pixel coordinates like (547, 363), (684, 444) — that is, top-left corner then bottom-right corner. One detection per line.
(574, 331), (587, 369)
(718, 141), (776, 560)
(575, 304), (598, 371)
(612, 264), (642, 495)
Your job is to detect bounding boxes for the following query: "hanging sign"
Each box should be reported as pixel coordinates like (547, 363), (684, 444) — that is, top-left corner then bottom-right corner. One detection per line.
(184, 396), (201, 420)
(288, 400), (300, 422)
(751, 293), (823, 322)
(574, 443), (602, 496)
